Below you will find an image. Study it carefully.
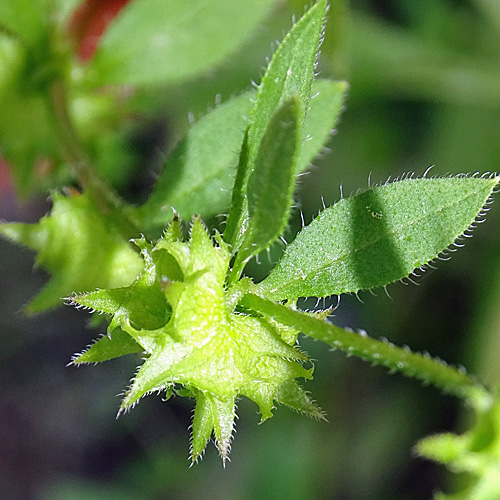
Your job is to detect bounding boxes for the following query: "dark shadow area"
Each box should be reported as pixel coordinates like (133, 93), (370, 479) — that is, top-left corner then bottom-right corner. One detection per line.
(348, 187), (407, 291)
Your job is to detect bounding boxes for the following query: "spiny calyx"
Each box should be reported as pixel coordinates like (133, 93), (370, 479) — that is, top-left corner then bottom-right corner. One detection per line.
(70, 216), (322, 463)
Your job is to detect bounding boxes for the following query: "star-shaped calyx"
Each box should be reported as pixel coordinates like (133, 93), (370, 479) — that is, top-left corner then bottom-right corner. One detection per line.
(70, 216), (323, 463)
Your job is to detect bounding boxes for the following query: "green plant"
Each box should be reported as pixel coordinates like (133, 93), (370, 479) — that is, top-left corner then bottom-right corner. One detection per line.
(1, 0), (500, 497)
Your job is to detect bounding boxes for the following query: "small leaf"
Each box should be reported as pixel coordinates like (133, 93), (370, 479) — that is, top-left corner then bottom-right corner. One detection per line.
(260, 176), (499, 300)
(223, 79), (347, 249)
(225, 0), (327, 246)
(72, 280), (168, 334)
(275, 379), (325, 420)
(89, 0), (278, 86)
(71, 235), (170, 351)
(190, 392), (237, 465)
(247, 0), (326, 159)
(0, 191), (143, 312)
(234, 95), (301, 269)
(221, 128), (250, 247)
(191, 391), (215, 463)
(212, 395), (236, 465)
(72, 329), (143, 364)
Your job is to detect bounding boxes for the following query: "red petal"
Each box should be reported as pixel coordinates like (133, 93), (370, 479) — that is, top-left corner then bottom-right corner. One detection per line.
(68, 0), (131, 62)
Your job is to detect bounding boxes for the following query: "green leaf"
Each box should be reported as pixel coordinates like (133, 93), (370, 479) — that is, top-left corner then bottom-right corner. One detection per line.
(234, 95), (301, 271)
(0, 0), (47, 45)
(0, 191), (143, 312)
(260, 176), (499, 300)
(191, 391), (217, 463)
(137, 92), (253, 226)
(221, 128), (250, 247)
(211, 395), (236, 465)
(191, 392), (237, 465)
(89, 0), (278, 87)
(137, 78), (346, 232)
(247, 0), (326, 158)
(225, 0), (327, 246)
(275, 379), (325, 420)
(70, 235), (170, 351)
(71, 328), (143, 365)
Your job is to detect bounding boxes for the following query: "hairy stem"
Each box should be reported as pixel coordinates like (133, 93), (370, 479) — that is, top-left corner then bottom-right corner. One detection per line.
(242, 293), (493, 411)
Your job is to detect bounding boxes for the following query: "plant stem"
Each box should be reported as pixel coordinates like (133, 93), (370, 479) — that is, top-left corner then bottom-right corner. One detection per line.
(242, 293), (494, 411)
(48, 79), (122, 213)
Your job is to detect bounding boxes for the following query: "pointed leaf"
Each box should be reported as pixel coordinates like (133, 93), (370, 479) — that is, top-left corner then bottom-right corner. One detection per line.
(70, 233), (171, 351)
(212, 395), (236, 464)
(221, 128), (250, 247)
(119, 333), (190, 411)
(247, 0), (326, 158)
(72, 329), (143, 365)
(261, 176), (499, 300)
(235, 96), (302, 267)
(225, 0), (327, 245)
(190, 392), (236, 464)
(191, 392), (214, 463)
(275, 379), (326, 420)
(72, 283), (168, 332)
(137, 78), (346, 230)
(89, 0), (278, 86)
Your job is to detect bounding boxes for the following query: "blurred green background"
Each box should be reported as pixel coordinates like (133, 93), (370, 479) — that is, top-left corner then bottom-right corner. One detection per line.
(1, 0), (500, 498)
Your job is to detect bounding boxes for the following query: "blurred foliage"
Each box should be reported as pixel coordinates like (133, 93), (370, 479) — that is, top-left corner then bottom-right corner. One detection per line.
(1, 0), (500, 499)
(417, 389), (500, 499)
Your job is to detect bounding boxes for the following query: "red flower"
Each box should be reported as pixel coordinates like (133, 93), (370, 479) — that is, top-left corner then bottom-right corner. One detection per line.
(68, 0), (131, 62)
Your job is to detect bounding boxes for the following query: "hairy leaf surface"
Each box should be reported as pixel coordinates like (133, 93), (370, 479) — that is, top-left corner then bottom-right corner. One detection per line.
(235, 96), (301, 268)
(137, 92), (253, 226)
(137, 78), (346, 230)
(225, 0), (327, 246)
(261, 176), (499, 300)
(296, 79), (347, 173)
(246, 0), (326, 160)
(72, 329), (143, 364)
